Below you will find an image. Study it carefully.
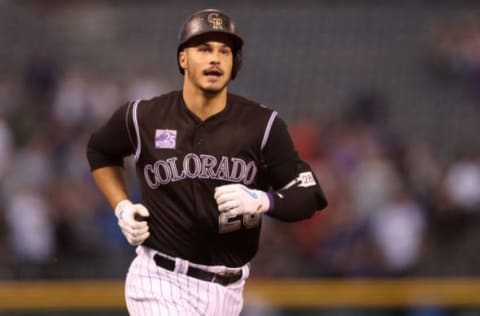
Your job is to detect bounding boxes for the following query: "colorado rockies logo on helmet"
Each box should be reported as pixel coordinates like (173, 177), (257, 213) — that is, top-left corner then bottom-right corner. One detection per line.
(207, 13), (223, 30)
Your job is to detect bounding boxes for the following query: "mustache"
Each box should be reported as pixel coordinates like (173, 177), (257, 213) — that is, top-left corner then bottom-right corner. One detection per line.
(203, 67), (224, 76)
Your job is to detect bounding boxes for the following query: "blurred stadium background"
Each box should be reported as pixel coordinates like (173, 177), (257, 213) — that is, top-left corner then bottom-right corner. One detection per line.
(1, 0), (480, 315)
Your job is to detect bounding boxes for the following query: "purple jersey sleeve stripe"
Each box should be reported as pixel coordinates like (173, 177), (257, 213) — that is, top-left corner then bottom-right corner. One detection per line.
(260, 110), (277, 151)
(132, 99), (142, 161)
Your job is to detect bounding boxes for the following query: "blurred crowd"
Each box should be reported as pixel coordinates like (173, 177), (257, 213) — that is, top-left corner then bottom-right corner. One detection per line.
(429, 13), (480, 94)
(254, 92), (480, 278)
(253, 14), (480, 278)
(0, 8), (480, 281)
(0, 55), (171, 278)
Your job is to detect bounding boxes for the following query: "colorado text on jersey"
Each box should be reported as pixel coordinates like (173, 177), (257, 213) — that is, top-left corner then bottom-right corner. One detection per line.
(144, 154), (257, 188)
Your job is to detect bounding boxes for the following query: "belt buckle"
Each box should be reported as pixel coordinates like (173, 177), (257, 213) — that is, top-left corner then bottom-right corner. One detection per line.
(213, 271), (240, 285)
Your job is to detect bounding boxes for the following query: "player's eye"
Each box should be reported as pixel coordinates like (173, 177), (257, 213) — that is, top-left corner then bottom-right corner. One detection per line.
(220, 48), (231, 56)
(198, 46), (210, 52)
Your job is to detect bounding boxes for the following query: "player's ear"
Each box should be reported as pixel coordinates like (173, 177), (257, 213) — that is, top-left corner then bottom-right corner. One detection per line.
(179, 50), (187, 71)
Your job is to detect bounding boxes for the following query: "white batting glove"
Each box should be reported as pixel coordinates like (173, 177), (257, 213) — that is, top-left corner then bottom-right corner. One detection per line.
(214, 184), (270, 216)
(114, 200), (150, 246)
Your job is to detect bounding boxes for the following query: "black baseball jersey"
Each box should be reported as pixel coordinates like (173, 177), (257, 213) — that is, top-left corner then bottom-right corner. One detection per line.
(87, 90), (326, 267)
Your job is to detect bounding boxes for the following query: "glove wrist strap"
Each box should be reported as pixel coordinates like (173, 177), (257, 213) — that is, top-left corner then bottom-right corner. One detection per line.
(115, 199), (133, 219)
(257, 190), (271, 213)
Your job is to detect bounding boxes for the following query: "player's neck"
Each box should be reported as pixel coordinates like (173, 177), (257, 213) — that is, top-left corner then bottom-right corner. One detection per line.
(182, 86), (228, 121)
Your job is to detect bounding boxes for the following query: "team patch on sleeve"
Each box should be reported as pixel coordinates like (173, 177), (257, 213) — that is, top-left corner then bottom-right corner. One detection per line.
(297, 171), (316, 187)
(155, 129), (177, 149)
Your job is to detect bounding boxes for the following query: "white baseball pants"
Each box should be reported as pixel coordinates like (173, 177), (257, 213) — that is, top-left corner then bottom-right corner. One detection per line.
(125, 246), (249, 316)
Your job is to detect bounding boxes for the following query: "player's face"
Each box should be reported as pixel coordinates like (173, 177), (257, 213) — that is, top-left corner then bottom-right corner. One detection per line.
(180, 40), (233, 94)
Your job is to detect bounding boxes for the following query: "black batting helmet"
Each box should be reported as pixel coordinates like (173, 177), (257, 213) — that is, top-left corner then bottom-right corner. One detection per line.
(177, 9), (243, 79)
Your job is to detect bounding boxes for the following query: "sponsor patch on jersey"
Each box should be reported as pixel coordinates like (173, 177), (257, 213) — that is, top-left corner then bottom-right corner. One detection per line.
(297, 171), (316, 187)
(155, 129), (177, 149)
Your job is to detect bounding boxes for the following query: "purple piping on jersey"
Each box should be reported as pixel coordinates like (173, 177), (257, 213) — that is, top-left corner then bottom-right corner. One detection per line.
(125, 101), (135, 148)
(261, 110), (278, 151)
(132, 100), (142, 161)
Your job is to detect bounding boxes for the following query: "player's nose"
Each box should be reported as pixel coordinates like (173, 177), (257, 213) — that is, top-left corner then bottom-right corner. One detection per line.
(209, 52), (221, 64)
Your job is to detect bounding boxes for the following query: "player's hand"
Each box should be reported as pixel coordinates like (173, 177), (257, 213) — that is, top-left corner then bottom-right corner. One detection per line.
(214, 184), (270, 216)
(114, 200), (150, 246)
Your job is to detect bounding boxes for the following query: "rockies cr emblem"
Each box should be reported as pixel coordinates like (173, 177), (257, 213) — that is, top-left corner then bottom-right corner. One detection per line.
(207, 13), (223, 30)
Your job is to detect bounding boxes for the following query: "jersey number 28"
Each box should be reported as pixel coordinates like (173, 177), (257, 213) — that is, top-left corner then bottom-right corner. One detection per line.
(218, 212), (261, 234)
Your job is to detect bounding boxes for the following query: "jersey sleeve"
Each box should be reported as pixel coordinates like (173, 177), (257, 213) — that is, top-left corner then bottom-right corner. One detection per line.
(261, 115), (328, 221)
(86, 102), (136, 171)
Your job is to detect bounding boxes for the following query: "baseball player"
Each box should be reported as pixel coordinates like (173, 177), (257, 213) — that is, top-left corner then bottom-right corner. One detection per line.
(86, 8), (327, 316)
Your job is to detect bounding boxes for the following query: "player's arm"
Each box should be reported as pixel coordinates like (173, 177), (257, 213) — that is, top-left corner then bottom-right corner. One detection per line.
(86, 102), (150, 245)
(87, 102), (134, 206)
(91, 166), (129, 210)
(259, 115), (327, 221)
(214, 114), (327, 222)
